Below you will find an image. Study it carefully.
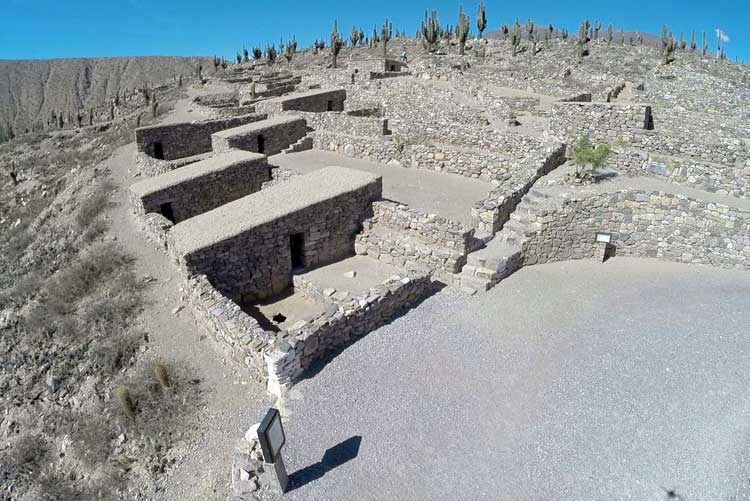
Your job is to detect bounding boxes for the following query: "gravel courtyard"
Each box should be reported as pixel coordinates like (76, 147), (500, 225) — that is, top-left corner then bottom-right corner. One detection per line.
(270, 258), (750, 501)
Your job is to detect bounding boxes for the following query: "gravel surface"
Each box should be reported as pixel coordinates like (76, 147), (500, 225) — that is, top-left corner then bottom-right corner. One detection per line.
(270, 258), (750, 501)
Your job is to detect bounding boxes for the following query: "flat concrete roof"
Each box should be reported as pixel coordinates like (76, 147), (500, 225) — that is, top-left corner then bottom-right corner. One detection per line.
(129, 150), (266, 197)
(171, 166), (381, 255)
(211, 115), (305, 139)
(261, 87), (346, 104)
(134, 113), (257, 133)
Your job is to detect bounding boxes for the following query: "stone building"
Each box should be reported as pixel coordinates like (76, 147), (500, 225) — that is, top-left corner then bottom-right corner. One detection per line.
(169, 166), (382, 303)
(254, 88), (346, 115)
(135, 114), (263, 160)
(211, 115), (307, 155)
(129, 150), (270, 223)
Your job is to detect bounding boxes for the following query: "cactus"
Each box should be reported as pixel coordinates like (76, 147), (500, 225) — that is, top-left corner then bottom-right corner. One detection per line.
(421, 10), (440, 53)
(525, 20), (536, 55)
(702, 31), (708, 55)
(236, 52), (242, 64)
(151, 99), (158, 118)
(381, 19), (392, 57)
(690, 31), (697, 52)
(679, 32), (686, 51)
(661, 25), (669, 49)
(196, 62), (202, 81)
(606, 24), (613, 44)
(114, 386), (136, 419)
(89, 108), (94, 126)
(663, 33), (677, 65)
(562, 29), (568, 42)
(594, 20), (601, 40)
(500, 24), (509, 41)
(153, 362), (171, 390)
(476, 3), (487, 39)
(330, 19), (344, 68)
(455, 6), (469, 56)
(265, 44), (277, 64)
(350, 26), (360, 47)
(577, 20), (590, 59)
(510, 21), (522, 56)
(243, 46), (249, 63)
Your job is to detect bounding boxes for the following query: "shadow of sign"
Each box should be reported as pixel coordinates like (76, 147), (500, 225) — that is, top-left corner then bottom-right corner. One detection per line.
(287, 435), (362, 491)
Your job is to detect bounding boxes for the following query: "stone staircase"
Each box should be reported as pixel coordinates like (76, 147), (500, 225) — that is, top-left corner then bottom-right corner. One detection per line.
(459, 189), (551, 291)
(282, 135), (313, 154)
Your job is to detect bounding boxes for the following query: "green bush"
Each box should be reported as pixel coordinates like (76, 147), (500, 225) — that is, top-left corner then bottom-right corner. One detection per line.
(572, 136), (611, 179)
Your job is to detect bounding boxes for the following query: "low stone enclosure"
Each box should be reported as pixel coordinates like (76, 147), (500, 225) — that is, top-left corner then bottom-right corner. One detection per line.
(254, 87), (346, 115)
(129, 150), (270, 223)
(211, 115), (307, 156)
(135, 113), (264, 160)
(168, 166), (383, 303)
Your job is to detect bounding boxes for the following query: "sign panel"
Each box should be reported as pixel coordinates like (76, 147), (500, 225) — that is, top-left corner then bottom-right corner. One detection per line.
(258, 408), (285, 462)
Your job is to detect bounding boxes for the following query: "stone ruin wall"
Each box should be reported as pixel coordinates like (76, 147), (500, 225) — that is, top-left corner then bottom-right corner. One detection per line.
(134, 114), (265, 160)
(265, 271), (432, 395)
(615, 149), (750, 199)
(519, 189), (750, 270)
(354, 200), (474, 275)
(549, 101), (653, 148)
(170, 180), (382, 304)
(129, 155), (271, 223)
(254, 88), (346, 115)
(296, 111), (388, 138)
(472, 143), (567, 234)
(211, 117), (307, 156)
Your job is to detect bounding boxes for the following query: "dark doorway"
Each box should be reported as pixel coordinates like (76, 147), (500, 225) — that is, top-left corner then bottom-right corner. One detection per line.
(327, 100), (333, 111)
(160, 202), (175, 223)
(257, 134), (265, 153)
(153, 141), (164, 159)
(390, 64), (396, 71)
(290, 233), (305, 270)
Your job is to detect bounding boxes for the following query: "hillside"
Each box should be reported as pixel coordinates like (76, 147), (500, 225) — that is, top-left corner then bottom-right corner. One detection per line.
(0, 56), (214, 134)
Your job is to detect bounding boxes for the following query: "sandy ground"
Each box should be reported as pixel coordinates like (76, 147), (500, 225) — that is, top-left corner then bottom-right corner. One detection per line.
(267, 258), (750, 501)
(106, 92), (272, 500)
(270, 150), (491, 226)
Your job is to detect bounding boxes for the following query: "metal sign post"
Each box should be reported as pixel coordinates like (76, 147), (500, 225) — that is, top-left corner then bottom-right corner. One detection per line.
(258, 408), (288, 493)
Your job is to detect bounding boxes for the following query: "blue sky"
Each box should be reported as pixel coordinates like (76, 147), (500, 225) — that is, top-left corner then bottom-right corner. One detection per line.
(2, 0), (748, 61)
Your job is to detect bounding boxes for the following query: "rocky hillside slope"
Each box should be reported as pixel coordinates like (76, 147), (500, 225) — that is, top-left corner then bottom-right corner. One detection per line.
(0, 56), (213, 134)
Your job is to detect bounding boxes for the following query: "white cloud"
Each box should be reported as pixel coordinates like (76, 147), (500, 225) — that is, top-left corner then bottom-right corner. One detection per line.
(716, 28), (730, 43)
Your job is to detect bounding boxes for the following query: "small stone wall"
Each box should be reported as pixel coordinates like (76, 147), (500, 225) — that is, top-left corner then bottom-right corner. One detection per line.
(134, 114), (265, 160)
(255, 88), (346, 115)
(472, 143), (567, 234)
(312, 131), (399, 164)
(549, 101), (652, 146)
(265, 271), (432, 395)
(211, 116), (307, 156)
(185, 274), (274, 378)
(521, 189), (750, 269)
(299, 112), (387, 138)
(129, 151), (270, 223)
(354, 201), (474, 274)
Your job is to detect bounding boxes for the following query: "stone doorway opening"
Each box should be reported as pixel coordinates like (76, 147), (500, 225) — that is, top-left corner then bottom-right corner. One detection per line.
(290, 232), (305, 271)
(327, 100), (333, 111)
(160, 202), (175, 222)
(153, 141), (164, 159)
(257, 134), (265, 154)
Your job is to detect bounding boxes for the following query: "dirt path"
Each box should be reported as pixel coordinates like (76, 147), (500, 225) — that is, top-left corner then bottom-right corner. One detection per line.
(105, 95), (270, 500)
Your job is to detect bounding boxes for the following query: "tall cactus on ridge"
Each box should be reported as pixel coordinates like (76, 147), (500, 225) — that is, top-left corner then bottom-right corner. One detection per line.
(510, 20), (522, 56)
(476, 3), (487, 39)
(577, 20), (590, 59)
(526, 19), (536, 55)
(455, 5), (470, 55)
(421, 10), (440, 53)
(331, 19), (344, 68)
(381, 18), (392, 57)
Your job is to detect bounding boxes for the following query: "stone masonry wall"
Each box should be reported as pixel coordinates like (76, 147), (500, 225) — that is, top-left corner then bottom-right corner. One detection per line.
(521, 189), (750, 269)
(211, 117), (307, 156)
(265, 271), (431, 395)
(135, 114), (265, 160)
(472, 143), (567, 234)
(255, 88), (346, 115)
(354, 201), (474, 274)
(129, 154), (271, 223)
(549, 101), (652, 147)
(172, 180), (382, 303)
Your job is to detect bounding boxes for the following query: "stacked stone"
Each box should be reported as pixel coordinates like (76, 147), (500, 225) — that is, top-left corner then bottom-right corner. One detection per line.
(135, 114), (266, 160)
(210, 116), (307, 156)
(254, 88), (346, 115)
(185, 274), (274, 377)
(472, 144), (566, 234)
(231, 426), (266, 499)
(264, 271), (431, 396)
(549, 101), (652, 146)
(519, 189), (750, 269)
(354, 201), (474, 274)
